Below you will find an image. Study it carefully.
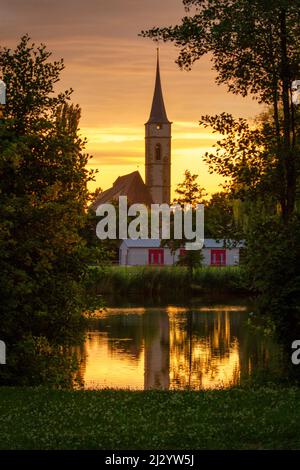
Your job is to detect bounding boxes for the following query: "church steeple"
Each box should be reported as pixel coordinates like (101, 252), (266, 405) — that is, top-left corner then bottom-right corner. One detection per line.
(147, 49), (170, 124)
(145, 51), (172, 205)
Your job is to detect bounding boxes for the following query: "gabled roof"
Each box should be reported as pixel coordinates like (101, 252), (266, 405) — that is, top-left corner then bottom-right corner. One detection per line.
(146, 50), (170, 124)
(91, 171), (153, 209)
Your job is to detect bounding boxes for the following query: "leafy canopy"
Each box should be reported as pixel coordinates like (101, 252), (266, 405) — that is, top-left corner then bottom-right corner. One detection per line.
(0, 36), (95, 385)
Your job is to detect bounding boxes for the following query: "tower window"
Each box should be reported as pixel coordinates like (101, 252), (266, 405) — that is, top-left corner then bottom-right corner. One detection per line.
(155, 143), (161, 161)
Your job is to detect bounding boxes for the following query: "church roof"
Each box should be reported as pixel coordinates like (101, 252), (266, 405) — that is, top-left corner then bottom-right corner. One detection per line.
(146, 50), (170, 124)
(91, 171), (153, 209)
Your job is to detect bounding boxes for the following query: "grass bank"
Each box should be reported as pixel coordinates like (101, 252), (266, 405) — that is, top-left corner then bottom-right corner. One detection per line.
(0, 386), (299, 449)
(86, 265), (248, 300)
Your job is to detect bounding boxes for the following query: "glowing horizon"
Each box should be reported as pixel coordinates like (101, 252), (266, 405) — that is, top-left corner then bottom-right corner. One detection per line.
(1, 0), (263, 198)
(83, 122), (226, 197)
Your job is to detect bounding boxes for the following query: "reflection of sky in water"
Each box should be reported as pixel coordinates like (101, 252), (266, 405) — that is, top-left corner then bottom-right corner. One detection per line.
(83, 332), (145, 389)
(79, 305), (282, 390)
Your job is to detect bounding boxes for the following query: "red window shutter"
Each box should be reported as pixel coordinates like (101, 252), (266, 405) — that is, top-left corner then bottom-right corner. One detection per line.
(149, 249), (164, 265)
(211, 249), (226, 266)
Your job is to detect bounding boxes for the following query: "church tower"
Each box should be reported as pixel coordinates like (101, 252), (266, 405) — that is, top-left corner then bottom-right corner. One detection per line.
(145, 50), (172, 205)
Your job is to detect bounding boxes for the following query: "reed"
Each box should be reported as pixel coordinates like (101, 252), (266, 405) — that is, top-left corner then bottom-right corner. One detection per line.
(86, 265), (248, 299)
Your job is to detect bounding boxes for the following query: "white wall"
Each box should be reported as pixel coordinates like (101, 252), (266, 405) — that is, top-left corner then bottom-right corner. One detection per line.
(128, 248), (148, 266)
(120, 247), (178, 266)
(226, 248), (240, 266)
(119, 246), (240, 266)
(119, 246), (128, 265)
(202, 248), (240, 266)
(202, 249), (210, 266)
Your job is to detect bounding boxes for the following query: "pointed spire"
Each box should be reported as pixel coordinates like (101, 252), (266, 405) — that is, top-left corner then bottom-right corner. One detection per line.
(147, 49), (170, 124)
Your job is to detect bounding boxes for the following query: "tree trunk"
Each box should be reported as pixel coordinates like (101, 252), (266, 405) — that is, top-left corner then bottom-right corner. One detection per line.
(279, 9), (296, 221)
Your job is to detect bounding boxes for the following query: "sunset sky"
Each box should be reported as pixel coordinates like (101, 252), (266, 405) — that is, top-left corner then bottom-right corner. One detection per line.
(2, 0), (263, 197)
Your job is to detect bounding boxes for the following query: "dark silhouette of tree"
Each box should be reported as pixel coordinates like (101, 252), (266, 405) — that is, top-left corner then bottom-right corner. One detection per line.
(141, 0), (300, 221)
(173, 169), (207, 207)
(0, 36), (96, 385)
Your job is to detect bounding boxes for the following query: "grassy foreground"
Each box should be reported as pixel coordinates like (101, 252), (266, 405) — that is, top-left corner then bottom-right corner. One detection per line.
(0, 387), (299, 449)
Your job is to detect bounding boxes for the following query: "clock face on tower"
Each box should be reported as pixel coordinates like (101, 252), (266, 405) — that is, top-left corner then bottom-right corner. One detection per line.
(156, 124), (162, 130)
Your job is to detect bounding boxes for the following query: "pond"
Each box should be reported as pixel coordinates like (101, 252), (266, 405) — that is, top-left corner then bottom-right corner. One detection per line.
(77, 303), (285, 390)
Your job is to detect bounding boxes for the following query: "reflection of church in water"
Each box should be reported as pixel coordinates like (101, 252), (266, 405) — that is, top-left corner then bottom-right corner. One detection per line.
(144, 311), (170, 390)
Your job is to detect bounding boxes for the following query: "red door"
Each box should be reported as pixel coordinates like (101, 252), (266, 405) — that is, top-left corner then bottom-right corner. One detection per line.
(211, 249), (226, 266)
(148, 249), (164, 265)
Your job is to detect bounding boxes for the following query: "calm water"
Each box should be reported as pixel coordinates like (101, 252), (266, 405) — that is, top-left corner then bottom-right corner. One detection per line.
(77, 304), (284, 390)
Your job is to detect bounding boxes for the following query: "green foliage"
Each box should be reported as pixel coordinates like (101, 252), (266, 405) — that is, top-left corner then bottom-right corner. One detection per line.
(81, 208), (119, 265)
(141, 0), (300, 219)
(86, 265), (247, 300)
(161, 170), (208, 254)
(0, 36), (94, 385)
(201, 110), (300, 218)
(202, 113), (279, 199)
(86, 266), (191, 299)
(193, 266), (247, 294)
(173, 169), (207, 207)
(1, 34), (73, 135)
(0, 335), (82, 388)
(245, 214), (300, 329)
(141, 1), (300, 334)
(205, 191), (244, 240)
(177, 249), (203, 281)
(141, 0), (300, 102)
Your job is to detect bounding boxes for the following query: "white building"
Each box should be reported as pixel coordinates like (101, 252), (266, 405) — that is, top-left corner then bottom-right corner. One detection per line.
(119, 239), (243, 267)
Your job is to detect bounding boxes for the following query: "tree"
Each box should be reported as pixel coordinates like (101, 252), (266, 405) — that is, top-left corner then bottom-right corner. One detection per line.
(205, 191), (243, 241)
(141, 0), (300, 221)
(201, 111), (288, 209)
(162, 170), (205, 274)
(142, 2), (300, 334)
(173, 169), (207, 207)
(0, 36), (96, 385)
(177, 249), (203, 282)
(244, 213), (300, 334)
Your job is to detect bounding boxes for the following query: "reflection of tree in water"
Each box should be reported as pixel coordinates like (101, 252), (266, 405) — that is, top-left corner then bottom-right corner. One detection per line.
(86, 311), (159, 361)
(169, 309), (283, 389)
(238, 324), (285, 383)
(73, 342), (87, 388)
(169, 310), (239, 389)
